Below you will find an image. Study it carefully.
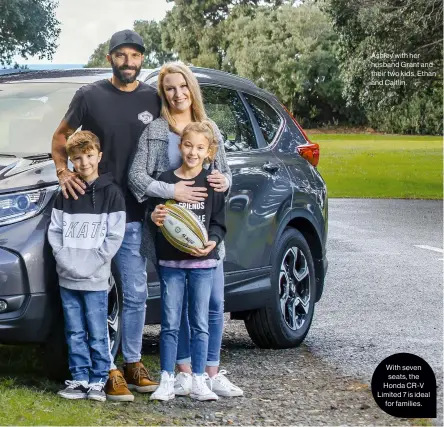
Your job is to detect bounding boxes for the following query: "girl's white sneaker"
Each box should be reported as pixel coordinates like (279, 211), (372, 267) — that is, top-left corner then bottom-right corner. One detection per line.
(190, 373), (219, 401)
(150, 371), (175, 401)
(206, 370), (244, 397)
(174, 372), (192, 396)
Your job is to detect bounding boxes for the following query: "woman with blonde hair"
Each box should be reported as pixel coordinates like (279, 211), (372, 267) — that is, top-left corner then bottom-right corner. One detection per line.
(128, 62), (243, 398)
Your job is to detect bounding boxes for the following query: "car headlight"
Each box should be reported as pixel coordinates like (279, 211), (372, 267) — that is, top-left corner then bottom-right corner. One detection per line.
(0, 185), (59, 226)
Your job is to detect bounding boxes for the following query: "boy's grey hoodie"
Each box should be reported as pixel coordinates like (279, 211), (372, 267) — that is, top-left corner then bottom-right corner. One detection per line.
(47, 173), (126, 291)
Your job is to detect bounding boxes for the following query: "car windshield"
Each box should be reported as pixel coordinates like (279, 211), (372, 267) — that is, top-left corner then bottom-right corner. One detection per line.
(0, 82), (81, 155)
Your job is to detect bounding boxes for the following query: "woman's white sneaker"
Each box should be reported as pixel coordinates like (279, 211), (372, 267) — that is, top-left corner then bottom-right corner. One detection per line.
(190, 373), (218, 401)
(174, 372), (192, 396)
(206, 370), (243, 397)
(150, 371), (175, 401)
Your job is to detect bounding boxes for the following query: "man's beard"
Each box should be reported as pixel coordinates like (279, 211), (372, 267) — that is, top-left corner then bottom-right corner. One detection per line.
(110, 59), (142, 84)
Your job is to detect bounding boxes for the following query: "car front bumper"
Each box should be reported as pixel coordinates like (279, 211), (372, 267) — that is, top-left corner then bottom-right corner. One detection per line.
(0, 293), (54, 343)
(0, 209), (58, 344)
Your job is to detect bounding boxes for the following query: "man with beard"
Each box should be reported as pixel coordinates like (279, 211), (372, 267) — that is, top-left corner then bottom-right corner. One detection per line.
(52, 30), (160, 402)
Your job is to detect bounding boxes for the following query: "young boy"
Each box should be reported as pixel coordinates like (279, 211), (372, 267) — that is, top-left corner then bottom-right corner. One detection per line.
(48, 130), (126, 402)
(148, 121), (226, 402)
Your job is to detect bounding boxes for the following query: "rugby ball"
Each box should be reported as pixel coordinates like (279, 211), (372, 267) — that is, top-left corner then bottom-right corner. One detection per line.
(160, 200), (208, 254)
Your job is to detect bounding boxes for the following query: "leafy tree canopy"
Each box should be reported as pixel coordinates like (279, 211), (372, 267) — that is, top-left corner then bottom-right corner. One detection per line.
(0, 0), (60, 66)
(166, 0), (284, 24)
(85, 41), (109, 68)
(324, 0), (443, 133)
(224, 3), (357, 126)
(161, 0), (286, 67)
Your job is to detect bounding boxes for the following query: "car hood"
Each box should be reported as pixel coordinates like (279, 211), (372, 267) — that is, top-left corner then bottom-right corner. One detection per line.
(0, 155), (57, 194)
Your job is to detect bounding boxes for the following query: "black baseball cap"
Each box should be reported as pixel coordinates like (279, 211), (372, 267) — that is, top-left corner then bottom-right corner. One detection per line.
(108, 30), (145, 54)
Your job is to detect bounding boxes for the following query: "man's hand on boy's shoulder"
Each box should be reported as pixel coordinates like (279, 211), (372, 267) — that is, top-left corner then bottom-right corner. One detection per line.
(58, 169), (86, 200)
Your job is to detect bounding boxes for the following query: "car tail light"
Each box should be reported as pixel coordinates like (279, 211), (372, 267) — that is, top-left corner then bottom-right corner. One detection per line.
(281, 103), (320, 167)
(297, 143), (320, 167)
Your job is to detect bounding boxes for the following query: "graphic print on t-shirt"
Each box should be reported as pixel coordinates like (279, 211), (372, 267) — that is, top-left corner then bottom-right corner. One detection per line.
(178, 201), (206, 223)
(138, 111), (153, 124)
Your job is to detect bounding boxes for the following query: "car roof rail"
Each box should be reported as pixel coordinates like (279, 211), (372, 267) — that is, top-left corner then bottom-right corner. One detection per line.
(145, 65), (258, 90)
(190, 66), (258, 88)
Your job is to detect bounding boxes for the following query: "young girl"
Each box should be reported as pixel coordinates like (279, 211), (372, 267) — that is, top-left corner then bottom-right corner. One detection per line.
(149, 121), (226, 401)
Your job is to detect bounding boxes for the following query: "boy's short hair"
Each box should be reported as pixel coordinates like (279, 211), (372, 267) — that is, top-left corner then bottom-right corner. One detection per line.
(181, 121), (219, 162)
(66, 130), (101, 157)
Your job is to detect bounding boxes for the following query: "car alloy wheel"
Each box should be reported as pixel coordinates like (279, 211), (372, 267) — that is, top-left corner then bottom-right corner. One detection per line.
(279, 246), (311, 331)
(244, 228), (316, 348)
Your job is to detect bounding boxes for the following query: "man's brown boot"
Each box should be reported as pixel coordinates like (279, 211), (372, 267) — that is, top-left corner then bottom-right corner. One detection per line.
(124, 361), (158, 393)
(105, 369), (135, 402)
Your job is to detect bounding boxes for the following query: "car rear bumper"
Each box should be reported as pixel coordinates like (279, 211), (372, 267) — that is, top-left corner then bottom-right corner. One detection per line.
(0, 293), (54, 344)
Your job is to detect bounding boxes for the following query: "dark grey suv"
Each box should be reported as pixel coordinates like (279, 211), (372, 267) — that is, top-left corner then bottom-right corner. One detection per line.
(0, 68), (327, 379)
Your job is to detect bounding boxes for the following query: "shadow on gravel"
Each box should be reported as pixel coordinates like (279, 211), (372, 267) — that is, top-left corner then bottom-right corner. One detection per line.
(141, 323), (256, 354)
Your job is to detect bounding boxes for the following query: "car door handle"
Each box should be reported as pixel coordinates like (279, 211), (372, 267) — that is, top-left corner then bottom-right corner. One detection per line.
(262, 162), (280, 173)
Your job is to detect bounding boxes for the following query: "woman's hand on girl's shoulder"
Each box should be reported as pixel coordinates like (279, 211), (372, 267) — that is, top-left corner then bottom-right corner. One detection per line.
(207, 169), (229, 192)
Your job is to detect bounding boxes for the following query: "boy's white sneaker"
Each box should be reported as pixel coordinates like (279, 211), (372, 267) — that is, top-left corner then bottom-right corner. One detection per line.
(190, 373), (218, 401)
(206, 370), (244, 397)
(174, 372), (192, 396)
(150, 371), (175, 401)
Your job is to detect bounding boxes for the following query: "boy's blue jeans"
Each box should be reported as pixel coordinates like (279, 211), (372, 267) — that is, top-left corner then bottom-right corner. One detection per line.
(159, 266), (214, 375)
(60, 287), (111, 383)
(176, 261), (224, 367)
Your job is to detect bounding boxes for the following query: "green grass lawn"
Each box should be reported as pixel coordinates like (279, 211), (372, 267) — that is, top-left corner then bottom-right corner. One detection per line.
(0, 344), (166, 426)
(307, 133), (443, 199)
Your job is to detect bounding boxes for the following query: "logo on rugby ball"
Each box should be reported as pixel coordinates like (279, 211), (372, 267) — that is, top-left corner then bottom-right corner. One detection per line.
(160, 201), (208, 254)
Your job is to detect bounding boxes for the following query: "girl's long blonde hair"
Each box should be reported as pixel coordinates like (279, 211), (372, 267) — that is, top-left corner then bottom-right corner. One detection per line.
(157, 62), (207, 133)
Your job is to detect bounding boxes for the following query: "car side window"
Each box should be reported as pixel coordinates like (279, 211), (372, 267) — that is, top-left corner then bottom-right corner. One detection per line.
(201, 86), (257, 152)
(243, 94), (282, 145)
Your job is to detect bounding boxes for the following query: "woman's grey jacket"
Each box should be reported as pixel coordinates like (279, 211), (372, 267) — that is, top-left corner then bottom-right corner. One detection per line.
(128, 116), (232, 265)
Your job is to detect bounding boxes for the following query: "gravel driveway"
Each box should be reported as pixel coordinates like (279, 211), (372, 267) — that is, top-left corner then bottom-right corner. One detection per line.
(137, 319), (415, 426)
(128, 199), (442, 426)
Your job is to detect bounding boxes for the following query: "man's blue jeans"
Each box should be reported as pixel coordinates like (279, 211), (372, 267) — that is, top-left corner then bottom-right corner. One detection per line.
(113, 222), (148, 364)
(60, 287), (110, 383)
(176, 261), (224, 367)
(159, 266), (214, 375)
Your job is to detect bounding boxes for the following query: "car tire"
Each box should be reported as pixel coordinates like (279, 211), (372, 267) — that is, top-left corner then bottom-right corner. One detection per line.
(244, 228), (316, 348)
(43, 273), (123, 381)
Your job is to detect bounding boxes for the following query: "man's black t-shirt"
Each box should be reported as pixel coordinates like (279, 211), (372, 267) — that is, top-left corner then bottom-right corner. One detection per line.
(64, 79), (160, 222)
